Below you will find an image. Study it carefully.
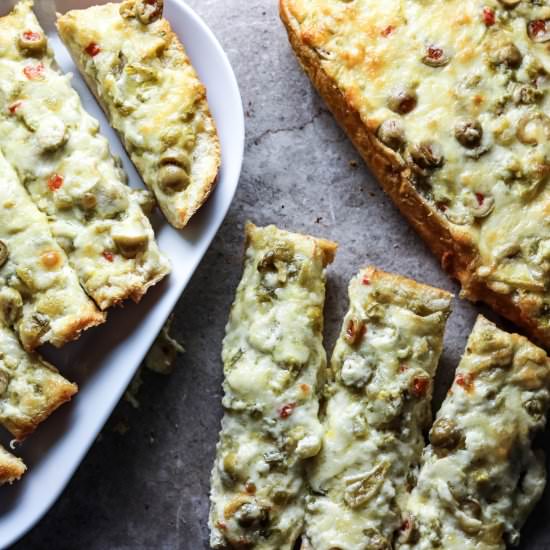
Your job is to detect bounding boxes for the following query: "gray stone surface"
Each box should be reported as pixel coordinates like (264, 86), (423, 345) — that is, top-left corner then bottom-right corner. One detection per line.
(14, 1), (550, 549)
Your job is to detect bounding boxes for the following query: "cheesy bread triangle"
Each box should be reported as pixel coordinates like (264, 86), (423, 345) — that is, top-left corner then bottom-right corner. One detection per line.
(399, 316), (550, 550)
(280, 0), (550, 347)
(0, 1), (170, 310)
(0, 445), (25, 486)
(0, 151), (104, 350)
(209, 223), (337, 550)
(0, 322), (77, 441)
(303, 267), (452, 550)
(57, 0), (221, 229)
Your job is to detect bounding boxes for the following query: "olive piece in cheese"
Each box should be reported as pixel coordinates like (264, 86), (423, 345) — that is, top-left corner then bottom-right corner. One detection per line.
(490, 40), (522, 69)
(429, 417), (462, 454)
(160, 150), (192, 172)
(516, 112), (550, 145)
(498, 0), (521, 7)
(0, 370), (7, 397)
(158, 164), (190, 193)
(528, 20), (550, 43)
(387, 86), (417, 115)
(17, 29), (46, 54)
(135, 0), (163, 24)
(422, 45), (450, 67)
(112, 226), (149, 259)
(513, 84), (543, 105)
(0, 240), (8, 267)
(409, 141), (444, 170)
(454, 118), (483, 149)
(0, 288), (23, 326)
(234, 501), (270, 529)
(471, 193), (494, 218)
(377, 119), (406, 151)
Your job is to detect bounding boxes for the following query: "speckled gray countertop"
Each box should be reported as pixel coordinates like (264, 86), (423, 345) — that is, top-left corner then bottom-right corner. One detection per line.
(14, 1), (550, 549)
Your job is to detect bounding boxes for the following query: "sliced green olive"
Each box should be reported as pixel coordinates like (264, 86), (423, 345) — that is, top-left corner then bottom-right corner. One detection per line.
(0, 370), (8, 397)
(490, 42), (522, 69)
(17, 30), (47, 54)
(498, 0), (520, 7)
(516, 112), (550, 145)
(409, 141), (444, 169)
(429, 418), (462, 452)
(472, 194), (494, 218)
(0, 240), (8, 268)
(80, 192), (97, 210)
(0, 287), (23, 325)
(387, 86), (417, 114)
(158, 164), (190, 193)
(512, 84), (543, 105)
(160, 150), (191, 172)
(454, 119), (483, 148)
(422, 45), (450, 67)
(113, 231), (149, 259)
(135, 0), (163, 24)
(377, 119), (406, 151)
(528, 20), (550, 43)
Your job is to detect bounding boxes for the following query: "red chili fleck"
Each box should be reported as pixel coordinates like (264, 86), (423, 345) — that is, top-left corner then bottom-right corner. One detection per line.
(278, 403), (296, 419)
(529, 20), (547, 39)
(482, 7), (495, 27)
(8, 101), (21, 115)
(427, 46), (443, 60)
(381, 25), (396, 37)
(456, 373), (475, 392)
(23, 63), (44, 80)
(85, 42), (101, 57)
(216, 521), (227, 531)
(22, 30), (42, 42)
(47, 174), (64, 191)
(475, 192), (485, 206)
(103, 251), (114, 262)
(362, 274), (370, 285)
(411, 376), (430, 398)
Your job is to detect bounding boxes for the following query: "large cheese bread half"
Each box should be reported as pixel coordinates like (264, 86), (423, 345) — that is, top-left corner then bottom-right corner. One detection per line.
(57, 0), (221, 229)
(0, 1), (170, 310)
(209, 223), (336, 550)
(280, 0), (550, 347)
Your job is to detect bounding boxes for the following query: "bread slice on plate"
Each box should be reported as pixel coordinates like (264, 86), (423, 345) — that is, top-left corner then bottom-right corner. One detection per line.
(399, 316), (550, 549)
(0, 0), (170, 310)
(0, 322), (77, 441)
(209, 223), (337, 550)
(280, 0), (550, 347)
(57, 0), (221, 229)
(304, 267), (451, 550)
(0, 445), (26, 486)
(0, 151), (104, 350)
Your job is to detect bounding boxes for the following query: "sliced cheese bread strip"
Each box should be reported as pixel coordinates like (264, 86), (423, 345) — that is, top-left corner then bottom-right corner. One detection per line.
(304, 267), (451, 550)
(0, 445), (25, 485)
(399, 316), (550, 550)
(209, 223), (337, 550)
(57, 0), (221, 229)
(280, 0), (550, 348)
(0, 322), (77, 441)
(0, 151), (104, 350)
(0, 1), (170, 310)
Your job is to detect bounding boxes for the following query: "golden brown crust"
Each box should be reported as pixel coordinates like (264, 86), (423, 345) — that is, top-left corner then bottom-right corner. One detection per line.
(279, 1), (550, 348)
(0, 445), (25, 485)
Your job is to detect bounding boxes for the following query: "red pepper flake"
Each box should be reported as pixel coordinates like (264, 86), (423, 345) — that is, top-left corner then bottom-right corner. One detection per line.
(529, 20), (547, 40)
(345, 319), (367, 346)
(22, 30), (42, 42)
(23, 63), (44, 80)
(85, 42), (101, 57)
(103, 251), (114, 262)
(456, 372), (475, 393)
(475, 192), (485, 206)
(47, 173), (64, 191)
(8, 101), (21, 115)
(410, 376), (430, 398)
(362, 274), (371, 285)
(482, 7), (495, 27)
(215, 521), (227, 531)
(427, 46), (443, 61)
(278, 403), (296, 419)
(381, 25), (396, 37)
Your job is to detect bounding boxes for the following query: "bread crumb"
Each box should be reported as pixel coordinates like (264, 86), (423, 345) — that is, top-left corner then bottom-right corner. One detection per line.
(144, 315), (185, 375)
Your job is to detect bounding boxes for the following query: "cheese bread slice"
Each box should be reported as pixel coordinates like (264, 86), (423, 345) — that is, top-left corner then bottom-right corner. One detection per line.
(209, 223), (337, 550)
(0, 322), (77, 441)
(280, 0), (550, 348)
(0, 445), (25, 485)
(0, 151), (104, 350)
(399, 316), (550, 550)
(57, 0), (221, 229)
(0, 1), (170, 310)
(304, 267), (451, 550)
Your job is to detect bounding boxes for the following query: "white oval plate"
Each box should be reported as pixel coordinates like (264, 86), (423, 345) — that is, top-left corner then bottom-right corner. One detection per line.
(0, 1), (244, 547)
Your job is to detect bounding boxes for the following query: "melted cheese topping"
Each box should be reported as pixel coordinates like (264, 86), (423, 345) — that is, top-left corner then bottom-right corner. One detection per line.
(57, 0), (220, 229)
(0, 321), (77, 440)
(304, 267), (451, 550)
(287, 0), (550, 328)
(0, 1), (170, 309)
(0, 152), (103, 350)
(399, 316), (550, 550)
(209, 223), (336, 550)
